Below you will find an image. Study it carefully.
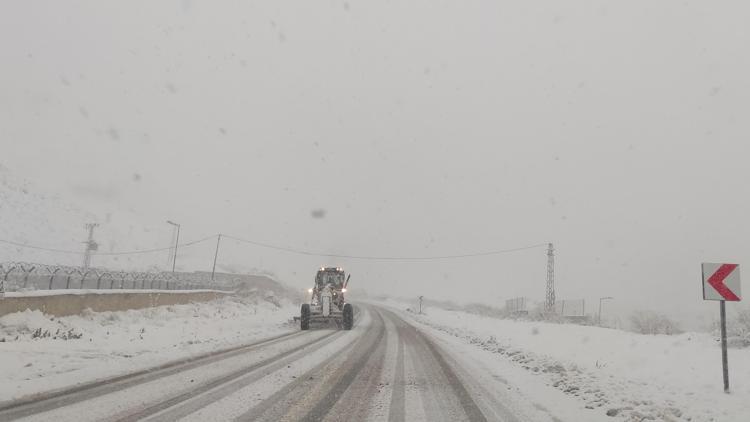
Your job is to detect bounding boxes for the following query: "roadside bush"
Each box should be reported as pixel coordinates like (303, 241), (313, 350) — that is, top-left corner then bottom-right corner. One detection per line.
(731, 307), (750, 346)
(461, 303), (505, 318)
(717, 307), (750, 348)
(629, 310), (682, 335)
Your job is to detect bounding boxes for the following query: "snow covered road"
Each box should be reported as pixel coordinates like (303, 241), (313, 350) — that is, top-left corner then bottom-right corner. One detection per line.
(0, 305), (554, 422)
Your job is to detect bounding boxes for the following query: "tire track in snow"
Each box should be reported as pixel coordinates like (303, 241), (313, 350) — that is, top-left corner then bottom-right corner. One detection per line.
(387, 314), (406, 422)
(116, 330), (343, 422)
(0, 330), (304, 420)
(236, 306), (386, 421)
(379, 308), (487, 422)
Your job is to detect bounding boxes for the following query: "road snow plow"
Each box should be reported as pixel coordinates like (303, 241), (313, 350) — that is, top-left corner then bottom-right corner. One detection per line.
(301, 267), (353, 330)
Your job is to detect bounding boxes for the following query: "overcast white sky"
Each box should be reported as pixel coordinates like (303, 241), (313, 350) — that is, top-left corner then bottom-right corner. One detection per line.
(2, 1), (749, 327)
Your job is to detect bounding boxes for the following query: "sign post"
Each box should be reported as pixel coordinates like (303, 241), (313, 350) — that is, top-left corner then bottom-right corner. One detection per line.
(702, 263), (741, 393)
(720, 300), (729, 392)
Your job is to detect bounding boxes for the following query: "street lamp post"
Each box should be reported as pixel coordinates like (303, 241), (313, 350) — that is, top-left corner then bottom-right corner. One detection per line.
(166, 220), (181, 273)
(598, 296), (614, 326)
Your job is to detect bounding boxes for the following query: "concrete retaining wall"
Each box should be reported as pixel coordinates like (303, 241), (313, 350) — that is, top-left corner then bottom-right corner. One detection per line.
(0, 291), (231, 317)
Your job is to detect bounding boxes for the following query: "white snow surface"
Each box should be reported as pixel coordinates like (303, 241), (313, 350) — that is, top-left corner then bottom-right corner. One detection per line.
(376, 299), (750, 422)
(0, 294), (297, 402)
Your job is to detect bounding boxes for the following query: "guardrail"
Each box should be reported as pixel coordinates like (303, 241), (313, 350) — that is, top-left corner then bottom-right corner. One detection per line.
(0, 261), (224, 295)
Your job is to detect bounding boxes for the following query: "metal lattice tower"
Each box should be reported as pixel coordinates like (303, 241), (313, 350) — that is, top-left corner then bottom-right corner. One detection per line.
(545, 243), (555, 312)
(82, 223), (99, 271)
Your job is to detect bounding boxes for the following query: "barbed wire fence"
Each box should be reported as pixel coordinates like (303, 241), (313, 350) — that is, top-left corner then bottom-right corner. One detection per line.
(0, 261), (228, 294)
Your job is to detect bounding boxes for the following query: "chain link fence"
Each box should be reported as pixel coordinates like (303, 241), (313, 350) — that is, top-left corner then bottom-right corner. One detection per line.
(505, 297), (528, 315)
(555, 299), (586, 317)
(0, 261), (227, 295)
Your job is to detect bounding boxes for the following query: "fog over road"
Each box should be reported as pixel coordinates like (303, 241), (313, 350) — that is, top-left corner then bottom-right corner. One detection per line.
(0, 305), (549, 422)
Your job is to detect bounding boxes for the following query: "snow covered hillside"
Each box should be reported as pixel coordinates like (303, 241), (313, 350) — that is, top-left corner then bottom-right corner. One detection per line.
(378, 300), (750, 422)
(0, 166), (292, 283)
(0, 165), (93, 265)
(0, 293), (297, 402)
(0, 164), (171, 269)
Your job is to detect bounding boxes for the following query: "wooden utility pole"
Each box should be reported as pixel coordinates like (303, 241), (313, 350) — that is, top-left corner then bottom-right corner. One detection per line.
(211, 234), (222, 281)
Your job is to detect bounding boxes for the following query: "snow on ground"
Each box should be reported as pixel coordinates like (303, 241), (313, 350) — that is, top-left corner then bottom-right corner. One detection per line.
(0, 294), (297, 402)
(375, 299), (750, 422)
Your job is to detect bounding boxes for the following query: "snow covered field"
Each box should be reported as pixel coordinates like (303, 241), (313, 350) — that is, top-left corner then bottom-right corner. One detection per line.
(0, 294), (297, 402)
(376, 299), (750, 422)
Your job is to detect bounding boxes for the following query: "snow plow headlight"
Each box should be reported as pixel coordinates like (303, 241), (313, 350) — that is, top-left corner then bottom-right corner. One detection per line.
(341, 288), (347, 293)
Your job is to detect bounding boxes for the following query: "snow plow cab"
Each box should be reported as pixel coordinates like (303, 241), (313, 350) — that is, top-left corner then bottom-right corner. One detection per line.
(301, 267), (353, 330)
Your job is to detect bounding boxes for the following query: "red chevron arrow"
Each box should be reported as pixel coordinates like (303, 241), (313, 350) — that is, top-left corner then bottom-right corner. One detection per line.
(708, 264), (740, 301)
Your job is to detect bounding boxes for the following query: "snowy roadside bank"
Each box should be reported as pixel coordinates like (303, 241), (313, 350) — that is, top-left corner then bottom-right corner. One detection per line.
(0, 294), (297, 402)
(374, 299), (750, 422)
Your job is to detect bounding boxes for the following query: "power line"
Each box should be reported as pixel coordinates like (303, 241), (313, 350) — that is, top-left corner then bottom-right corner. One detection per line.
(92, 235), (218, 256)
(0, 235), (218, 256)
(222, 234), (546, 261)
(1, 233), (546, 261)
(0, 239), (84, 255)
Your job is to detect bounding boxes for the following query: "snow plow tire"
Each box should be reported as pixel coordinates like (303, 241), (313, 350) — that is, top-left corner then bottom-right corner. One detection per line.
(301, 304), (311, 330)
(343, 303), (353, 330)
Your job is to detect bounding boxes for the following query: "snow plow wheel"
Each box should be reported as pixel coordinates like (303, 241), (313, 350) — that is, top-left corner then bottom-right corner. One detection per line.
(343, 303), (353, 330)
(301, 304), (311, 330)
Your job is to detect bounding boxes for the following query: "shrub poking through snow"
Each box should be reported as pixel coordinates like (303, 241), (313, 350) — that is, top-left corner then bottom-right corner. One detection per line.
(714, 306), (750, 348)
(629, 310), (682, 335)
